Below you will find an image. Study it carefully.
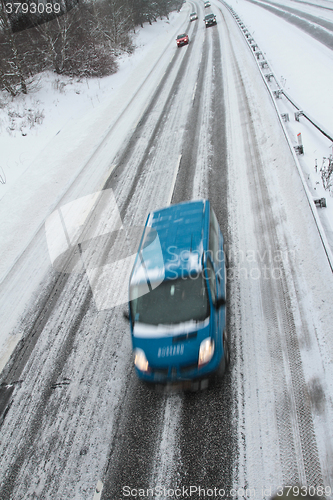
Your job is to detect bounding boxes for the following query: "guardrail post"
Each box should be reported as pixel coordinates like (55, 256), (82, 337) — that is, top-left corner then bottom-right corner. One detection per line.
(295, 110), (303, 121)
(273, 89), (283, 98)
(294, 132), (304, 154)
(314, 197), (327, 208)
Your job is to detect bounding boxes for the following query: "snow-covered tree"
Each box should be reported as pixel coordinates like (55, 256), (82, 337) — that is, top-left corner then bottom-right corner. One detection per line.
(0, 0), (28, 95)
(0, 0), (183, 95)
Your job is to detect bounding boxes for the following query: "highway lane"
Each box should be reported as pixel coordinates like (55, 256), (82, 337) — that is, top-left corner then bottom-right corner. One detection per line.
(101, 13), (235, 499)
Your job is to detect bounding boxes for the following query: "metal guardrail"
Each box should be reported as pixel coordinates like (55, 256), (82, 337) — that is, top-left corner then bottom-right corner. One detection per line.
(224, 2), (333, 144)
(281, 90), (333, 143)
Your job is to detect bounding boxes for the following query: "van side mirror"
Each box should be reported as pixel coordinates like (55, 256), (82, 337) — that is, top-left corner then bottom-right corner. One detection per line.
(123, 310), (130, 321)
(215, 297), (226, 309)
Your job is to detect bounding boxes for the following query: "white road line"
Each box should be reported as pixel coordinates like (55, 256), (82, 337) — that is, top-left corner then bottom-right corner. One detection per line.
(192, 82), (197, 103)
(149, 395), (182, 491)
(168, 154), (182, 205)
(93, 480), (103, 500)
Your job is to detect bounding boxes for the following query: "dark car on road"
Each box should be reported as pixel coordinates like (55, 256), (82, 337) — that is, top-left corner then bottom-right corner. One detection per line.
(204, 13), (217, 27)
(176, 33), (189, 47)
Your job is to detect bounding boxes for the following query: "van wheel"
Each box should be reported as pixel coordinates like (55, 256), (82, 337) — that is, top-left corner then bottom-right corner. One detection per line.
(215, 335), (230, 381)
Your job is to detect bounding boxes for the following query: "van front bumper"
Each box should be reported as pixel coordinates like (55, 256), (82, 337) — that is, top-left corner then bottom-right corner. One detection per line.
(135, 351), (224, 389)
(154, 378), (210, 393)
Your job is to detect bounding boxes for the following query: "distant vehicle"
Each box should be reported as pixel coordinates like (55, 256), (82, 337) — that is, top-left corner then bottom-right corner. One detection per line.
(128, 200), (229, 390)
(204, 13), (217, 27)
(204, 1), (211, 7)
(190, 12), (198, 21)
(176, 33), (189, 47)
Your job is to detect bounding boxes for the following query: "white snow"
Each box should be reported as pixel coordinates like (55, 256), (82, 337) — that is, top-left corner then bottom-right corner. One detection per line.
(0, 13), (183, 199)
(0, 6), (190, 368)
(227, 0), (333, 131)
(217, 0), (333, 492)
(1, 0), (333, 494)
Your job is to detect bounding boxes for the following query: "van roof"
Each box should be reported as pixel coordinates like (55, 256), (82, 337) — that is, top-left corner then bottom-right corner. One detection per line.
(130, 200), (209, 284)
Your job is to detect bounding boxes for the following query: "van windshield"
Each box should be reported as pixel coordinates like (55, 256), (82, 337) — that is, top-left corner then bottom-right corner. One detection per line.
(130, 275), (209, 326)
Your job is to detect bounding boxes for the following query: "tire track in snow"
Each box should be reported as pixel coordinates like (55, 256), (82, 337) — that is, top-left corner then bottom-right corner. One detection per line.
(172, 16), (236, 496)
(171, 25), (210, 203)
(207, 26), (228, 240)
(0, 276), (95, 499)
(249, 107), (324, 487)
(149, 395), (183, 493)
(100, 382), (167, 499)
(105, 17), (200, 217)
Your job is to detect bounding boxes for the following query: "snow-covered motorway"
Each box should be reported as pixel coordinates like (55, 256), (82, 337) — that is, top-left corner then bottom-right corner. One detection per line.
(1, 0), (333, 498)
(242, 0), (333, 50)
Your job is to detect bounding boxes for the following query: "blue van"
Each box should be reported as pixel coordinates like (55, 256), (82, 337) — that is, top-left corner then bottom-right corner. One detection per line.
(128, 199), (229, 389)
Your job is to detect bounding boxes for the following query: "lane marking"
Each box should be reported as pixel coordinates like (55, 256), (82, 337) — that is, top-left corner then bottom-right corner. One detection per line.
(93, 480), (103, 500)
(168, 154), (182, 205)
(192, 82), (197, 103)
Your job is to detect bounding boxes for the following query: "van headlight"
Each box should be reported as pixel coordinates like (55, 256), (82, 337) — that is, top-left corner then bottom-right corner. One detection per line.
(198, 338), (215, 367)
(134, 348), (149, 372)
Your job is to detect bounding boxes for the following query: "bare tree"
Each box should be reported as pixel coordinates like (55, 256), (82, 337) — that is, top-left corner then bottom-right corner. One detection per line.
(0, 0), (28, 94)
(321, 156), (333, 192)
(0, 0), (182, 96)
(34, 13), (75, 74)
(128, 0), (183, 27)
(24, 3), (117, 77)
(92, 0), (134, 53)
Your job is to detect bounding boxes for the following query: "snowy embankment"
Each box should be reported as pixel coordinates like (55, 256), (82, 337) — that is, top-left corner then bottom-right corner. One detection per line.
(0, 5), (191, 370)
(226, 0), (333, 249)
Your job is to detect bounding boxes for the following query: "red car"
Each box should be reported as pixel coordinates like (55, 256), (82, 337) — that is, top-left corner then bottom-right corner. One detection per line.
(176, 33), (189, 47)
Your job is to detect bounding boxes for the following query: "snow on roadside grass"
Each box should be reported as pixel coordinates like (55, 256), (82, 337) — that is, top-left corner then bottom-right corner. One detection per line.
(0, 5), (190, 368)
(0, 11), (180, 201)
